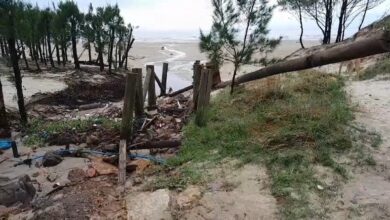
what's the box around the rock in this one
[163,116,173,123]
[126,189,172,220]
[0,175,36,207]
[42,152,63,167]
[86,135,99,146]
[86,167,97,178]
[132,177,143,186]
[68,168,85,182]
[32,172,40,178]
[90,157,118,176]
[175,185,202,210]
[46,173,58,182]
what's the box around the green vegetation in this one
[360,57,390,80]
[150,71,359,219]
[24,117,120,147]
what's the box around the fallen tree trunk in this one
[128,140,181,150]
[168,85,193,97]
[216,30,390,88]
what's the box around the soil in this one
[329,77,390,219]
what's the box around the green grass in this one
[360,57,390,80]
[149,71,358,219]
[24,117,120,147]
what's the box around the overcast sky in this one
[33,0,390,41]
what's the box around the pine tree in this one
[58,1,82,69]
[200,0,280,94]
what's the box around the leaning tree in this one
[200,0,281,94]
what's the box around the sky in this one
[33,0,390,41]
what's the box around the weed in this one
[24,117,120,147]
[359,57,390,80]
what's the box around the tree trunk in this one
[42,40,47,66]
[217,31,390,88]
[0,38,5,56]
[230,64,239,94]
[0,78,10,138]
[115,42,118,69]
[298,5,305,49]
[4,38,9,56]
[7,11,28,125]
[46,28,55,68]
[98,48,104,71]
[38,43,44,63]
[64,44,68,62]
[20,41,29,70]
[55,43,61,65]
[121,28,134,68]
[108,28,115,73]
[336,0,347,43]
[87,41,92,63]
[358,0,370,30]
[32,46,41,71]
[71,21,80,69]
[61,43,66,66]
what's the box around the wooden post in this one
[146,65,157,110]
[192,60,201,110]
[143,66,152,101]
[195,69,213,126]
[161,62,168,95]
[197,69,213,110]
[132,68,144,118]
[119,72,137,185]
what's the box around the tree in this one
[103,4,123,73]
[82,3,95,63]
[42,8,55,67]
[278,0,307,48]
[121,24,136,69]
[0,78,10,138]
[92,7,106,71]
[303,0,334,44]
[58,1,82,69]
[200,0,281,94]
[0,0,28,125]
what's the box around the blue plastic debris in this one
[0,139,12,150]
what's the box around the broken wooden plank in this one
[127,140,181,150]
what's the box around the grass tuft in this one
[359,57,390,80]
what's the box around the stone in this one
[86,167,97,178]
[175,185,202,210]
[46,173,58,182]
[126,189,172,220]
[0,175,36,207]
[90,157,118,176]
[86,135,99,146]
[42,152,63,167]
[68,168,85,182]
[132,177,143,186]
